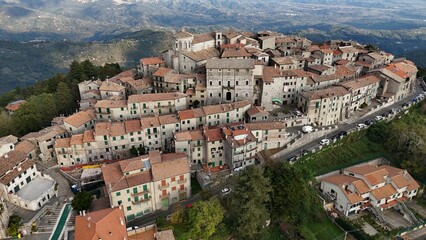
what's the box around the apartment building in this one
[78,80,102,110]
[99,81,126,100]
[245,121,286,151]
[128,93,187,117]
[138,57,166,77]
[320,165,420,216]
[102,151,190,221]
[0,135,18,158]
[0,151,57,211]
[174,129,205,166]
[203,127,225,168]
[222,125,258,171]
[246,106,269,122]
[271,56,305,70]
[94,100,128,121]
[338,75,380,112]
[205,59,255,104]
[298,86,351,126]
[313,49,334,66]
[21,125,68,161]
[373,60,418,101]
[261,67,309,110]
[63,109,96,134]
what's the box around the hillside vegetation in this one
[0,30,172,94]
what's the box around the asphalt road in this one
[277,83,425,162]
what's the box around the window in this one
[116,192,121,196]
[143,185,148,191]
[127,206,131,211]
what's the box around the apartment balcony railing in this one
[177,178,187,184]
[131,189,150,197]
[178,187,187,194]
[159,193,170,199]
[131,196,151,205]
[158,183,170,190]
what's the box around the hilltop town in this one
[0,29,425,240]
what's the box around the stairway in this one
[36,204,75,234]
[368,206,387,225]
[397,200,423,225]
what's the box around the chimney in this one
[120,217,124,226]
[83,210,86,216]
[4,154,8,159]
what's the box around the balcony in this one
[178,187,187,194]
[158,183,169,190]
[131,189,150,197]
[131,196,151,205]
[159,193,170,199]
[177,178,187,184]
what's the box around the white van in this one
[302,125,313,133]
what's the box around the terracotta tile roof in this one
[174,129,204,142]
[94,100,127,109]
[151,153,189,181]
[21,125,66,142]
[339,46,359,53]
[124,119,141,133]
[95,122,111,136]
[128,78,153,90]
[393,60,417,74]
[158,114,179,125]
[338,75,380,90]
[83,130,95,143]
[245,121,285,130]
[316,49,334,54]
[118,156,146,173]
[202,104,224,115]
[55,138,70,148]
[173,30,193,39]
[272,57,295,65]
[102,161,152,192]
[204,127,223,142]
[299,85,349,100]
[185,88,195,96]
[195,83,206,91]
[15,140,36,154]
[223,29,241,39]
[0,158,35,184]
[140,57,165,66]
[5,100,26,111]
[308,65,331,73]
[70,134,84,145]
[155,229,175,240]
[352,180,370,194]
[178,108,205,120]
[336,59,351,65]
[206,58,254,69]
[232,100,252,109]
[371,184,397,200]
[110,122,126,137]
[221,47,252,58]
[141,117,161,128]
[153,67,174,77]
[192,32,214,44]
[75,207,128,240]
[246,106,269,117]
[0,135,18,145]
[321,174,364,203]
[335,65,356,78]
[128,92,186,103]
[129,228,155,240]
[182,48,220,62]
[64,110,95,128]
[99,81,125,92]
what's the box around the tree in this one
[71,191,94,211]
[228,166,272,240]
[0,111,15,136]
[366,121,391,143]
[170,204,186,225]
[55,82,74,115]
[187,199,224,239]
[200,189,212,200]
[68,60,84,82]
[192,100,200,108]
[264,162,322,226]
[7,215,22,237]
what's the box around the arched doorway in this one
[226,92,232,101]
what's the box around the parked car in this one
[374,115,384,121]
[402,102,410,108]
[294,110,302,116]
[127,226,139,231]
[221,187,231,195]
[319,139,330,145]
[356,123,367,130]
[285,132,291,137]
[302,125,313,133]
[301,149,309,156]
[337,131,348,137]
[365,119,375,126]
[287,156,298,162]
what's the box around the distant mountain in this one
[0,30,172,94]
[1,0,426,93]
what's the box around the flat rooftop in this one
[16,177,54,201]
